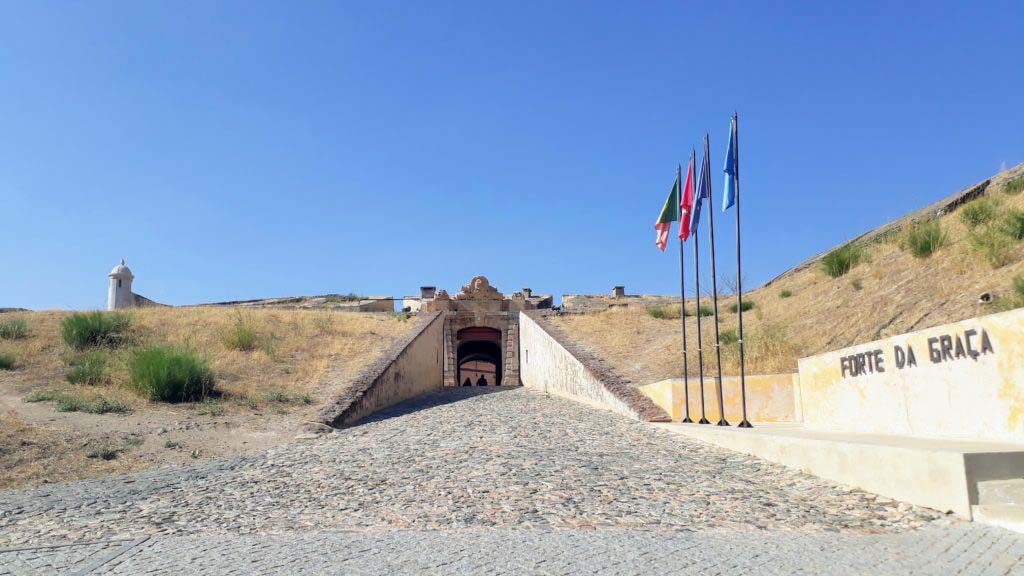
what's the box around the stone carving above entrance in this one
[455,275,503,301]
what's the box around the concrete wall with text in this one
[797,307,1024,442]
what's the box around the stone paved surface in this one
[2,387,1023,574]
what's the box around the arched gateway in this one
[419,275,552,387]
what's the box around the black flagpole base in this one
[698,417,711,424]
[738,420,753,428]
[716,419,730,427]
[682,417,694,423]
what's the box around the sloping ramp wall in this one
[318,311,444,427]
[519,310,671,422]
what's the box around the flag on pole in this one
[690,143,711,237]
[678,154,695,241]
[654,169,681,251]
[722,117,737,211]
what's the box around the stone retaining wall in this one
[640,373,800,423]
[519,310,670,422]
[318,311,445,427]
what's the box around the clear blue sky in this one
[3,1,1022,310]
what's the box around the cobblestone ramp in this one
[2,388,1024,574]
[2,527,1024,575]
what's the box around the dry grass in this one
[0,411,142,489]
[554,165,1024,385]
[0,306,413,487]
[0,307,412,411]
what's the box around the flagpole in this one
[677,162,693,423]
[734,114,752,428]
[692,149,709,425]
[704,133,730,427]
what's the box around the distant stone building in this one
[107,260,163,310]
[561,285,677,313]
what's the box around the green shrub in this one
[728,300,755,313]
[54,392,88,412]
[129,346,215,402]
[960,197,1002,229]
[264,388,313,405]
[66,351,109,385]
[995,275,1024,311]
[88,396,131,414]
[720,328,738,345]
[47,391,130,414]
[820,244,863,278]
[779,289,793,299]
[646,304,681,320]
[223,316,260,352]
[969,227,1014,267]
[852,278,863,291]
[697,304,713,317]
[1001,209,1024,241]
[61,311,131,350]
[24,389,61,403]
[0,353,14,370]
[0,316,28,340]
[1005,175,1024,195]
[86,443,121,460]
[196,399,226,416]
[904,220,948,258]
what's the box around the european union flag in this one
[722,117,737,211]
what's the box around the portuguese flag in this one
[654,167,681,251]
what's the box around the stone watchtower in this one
[107,259,134,310]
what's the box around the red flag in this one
[678,154,695,240]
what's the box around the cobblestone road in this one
[2,388,1023,574]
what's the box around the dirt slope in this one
[0,307,413,488]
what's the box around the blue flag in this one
[690,144,712,237]
[722,117,737,211]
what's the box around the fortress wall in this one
[640,373,799,423]
[519,311,670,422]
[318,311,444,427]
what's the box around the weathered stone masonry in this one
[319,276,669,426]
[318,311,445,427]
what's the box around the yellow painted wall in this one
[640,373,798,423]
[797,307,1024,442]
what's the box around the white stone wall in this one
[519,311,669,422]
[320,312,445,426]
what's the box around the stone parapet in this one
[317,311,444,427]
[519,310,670,422]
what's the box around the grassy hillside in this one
[554,163,1024,386]
[0,307,412,488]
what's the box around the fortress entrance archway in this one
[417,275,552,388]
[457,328,502,386]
